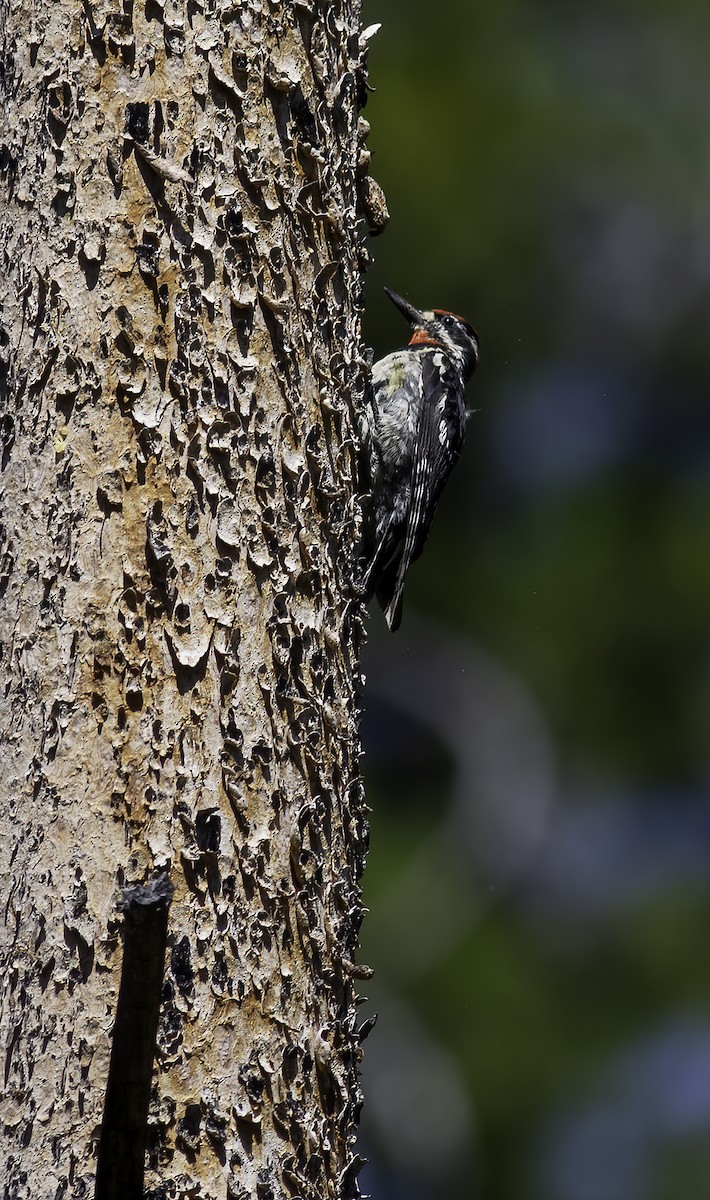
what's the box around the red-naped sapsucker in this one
[362,288,479,630]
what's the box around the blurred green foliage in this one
[358,2,710,1197]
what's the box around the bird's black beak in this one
[384,288,426,327]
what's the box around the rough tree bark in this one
[0,0,376,1196]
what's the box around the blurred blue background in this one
[357,3,710,1198]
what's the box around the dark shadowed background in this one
[357,4,710,1198]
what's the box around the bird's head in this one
[385,287,480,379]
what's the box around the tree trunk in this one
[0,1,371,1196]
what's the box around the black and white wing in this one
[362,350,422,604]
[378,352,467,630]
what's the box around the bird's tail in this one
[375,560,405,632]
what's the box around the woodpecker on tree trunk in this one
[362,288,480,631]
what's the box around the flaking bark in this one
[0,0,375,1196]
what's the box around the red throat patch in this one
[409,329,444,348]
